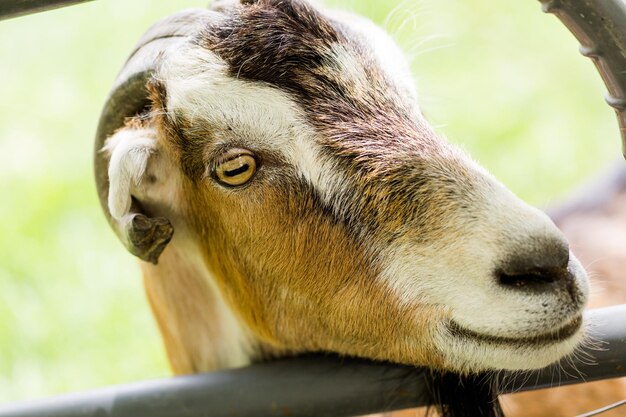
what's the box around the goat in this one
[95,0,589,415]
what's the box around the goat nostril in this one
[497,234,571,291]
[497,267,563,289]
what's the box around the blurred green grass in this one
[0,0,618,403]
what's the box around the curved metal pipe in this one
[0,305,624,417]
[0,0,93,21]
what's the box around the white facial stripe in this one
[159,43,347,203]
[144,5,590,373]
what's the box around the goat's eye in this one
[214,149,257,187]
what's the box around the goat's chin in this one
[434,315,586,373]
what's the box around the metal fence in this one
[0,305,624,417]
[1,1,626,417]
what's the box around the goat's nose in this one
[496,236,573,293]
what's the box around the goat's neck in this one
[141,238,257,374]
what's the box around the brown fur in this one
[137,0,490,372]
[146,121,448,369]
[109,1,602,415]
[143,246,233,374]
[203,0,438,175]
[370,180,626,416]
[145,70,452,370]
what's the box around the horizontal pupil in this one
[225,163,249,177]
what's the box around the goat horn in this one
[94,9,212,263]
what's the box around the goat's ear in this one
[102,126,174,264]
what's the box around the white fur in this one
[104,126,254,370]
[104,128,157,220]
[323,8,419,105]
[326,44,371,93]
[380,170,589,369]
[172,237,258,370]
[159,43,349,205]
[433,317,586,372]
[134,4,589,373]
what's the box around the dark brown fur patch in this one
[198,0,436,167]
[162,0,481,242]
[201,0,340,93]
[136,0,498,384]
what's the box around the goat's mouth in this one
[447,315,583,348]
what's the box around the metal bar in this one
[0,0,94,21]
[0,305,624,417]
[537,0,626,156]
[1,0,625,415]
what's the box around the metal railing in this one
[1,1,626,416]
[0,0,93,21]
[0,305,624,417]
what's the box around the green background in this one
[0,0,618,402]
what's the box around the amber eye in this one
[214,149,258,187]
